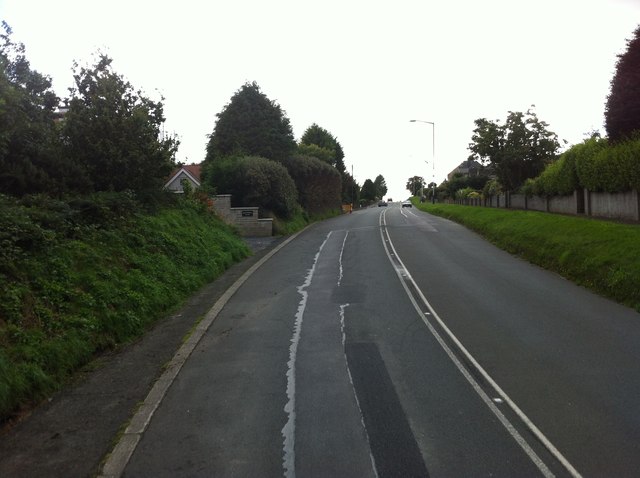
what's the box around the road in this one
[114,204,640,477]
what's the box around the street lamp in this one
[410,119,435,203]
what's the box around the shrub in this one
[284,155,341,215]
[205,155,299,219]
[533,152,578,196]
[573,136,631,193]
[482,178,502,197]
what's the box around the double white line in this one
[378,208,582,478]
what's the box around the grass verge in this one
[0,194,250,422]
[414,200,640,312]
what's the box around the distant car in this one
[378,200,387,207]
[402,201,412,208]
[387,198,393,202]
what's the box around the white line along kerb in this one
[378,208,582,478]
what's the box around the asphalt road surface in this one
[114,204,640,477]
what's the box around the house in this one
[447,159,484,181]
[165,164,202,193]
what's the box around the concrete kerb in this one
[98,229,306,478]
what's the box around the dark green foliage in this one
[360,179,377,202]
[341,171,360,205]
[204,155,299,218]
[522,135,640,196]
[0,193,249,421]
[468,108,560,191]
[0,22,77,196]
[297,143,334,164]
[575,136,640,192]
[299,123,346,172]
[62,54,178,193]
[406,176,425,196]
[374,174,387,199]
[0,25,177,198]
[205,82,296,163]
[605,26,640,142]
[443,173,490,199]
[284,155,341,215]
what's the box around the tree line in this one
[1,22,392,220]
[0,22,178,198]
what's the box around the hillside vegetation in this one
[415,201,640,312]
[0,193,250,422]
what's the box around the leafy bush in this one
[572,136,636,193]
[284,155,341,215]
[455,187,480,199]
[482,178,502,197]
[204,155,299,219]
[530,151,579,196]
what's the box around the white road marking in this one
[281,232,332,478]
[378,208,582,478]
[338,231,349,287]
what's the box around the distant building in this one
[447,159,484,181]
[53,106,69,123]
[165,164,202,192]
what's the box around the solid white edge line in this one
[379,208,582,478]
[98,230,307,478]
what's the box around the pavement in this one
[0,236,283,478]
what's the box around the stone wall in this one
[211,195,273,237]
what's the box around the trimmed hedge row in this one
[523,136,640,196]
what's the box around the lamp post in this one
[410,119,435,203]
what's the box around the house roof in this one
[165,163,202,189]
[171,164,201,181]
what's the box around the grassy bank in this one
[414,200,640,312]
[0,194,250,422]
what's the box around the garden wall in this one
[449,189,639,223]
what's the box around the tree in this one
[406,176,425,196]
[299,123,346,172]
[360,179,377,202]
[373,174,387,199]
[206,82,296,163]
[468,108,560,191]
[0,22,70,196]
[341,171,359,205]
[62,54,178,193]
[605,26,640,142]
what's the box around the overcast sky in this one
[2,0,639,200]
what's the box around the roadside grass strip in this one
[415,201,640,312]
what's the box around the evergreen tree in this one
[605,26,640,141]
[360,178,377,202]
[206,82,296,163]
